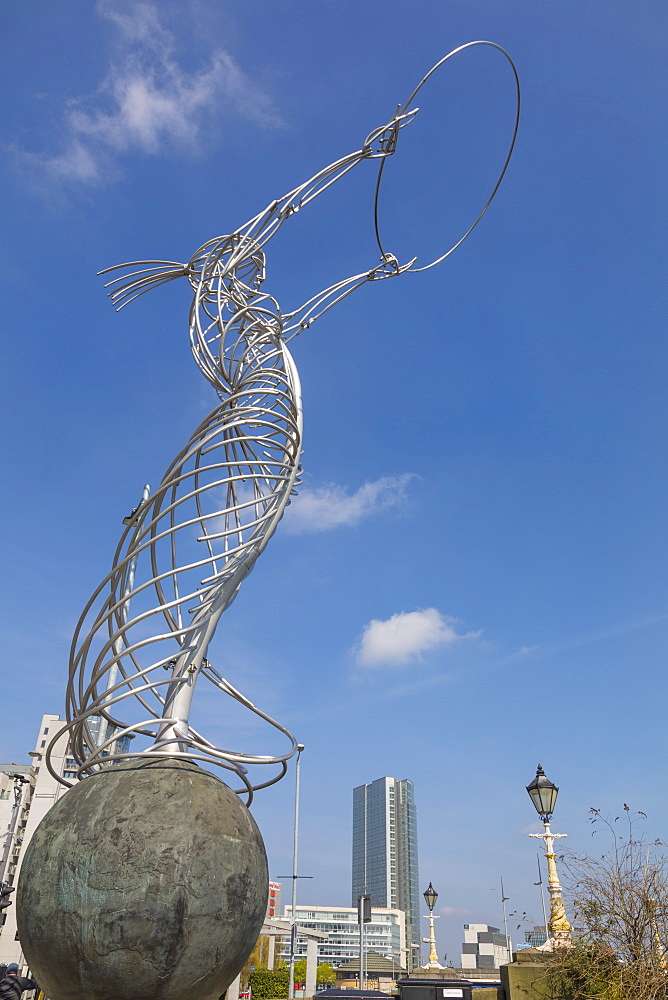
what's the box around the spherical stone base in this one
[17,757,268,1000]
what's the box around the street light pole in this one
[357,895,371,989]
[288,745,305,1000]
[526,765,572,950]
[534,853,549,941]
[500,878,512,963]
[360,907,364,990]
[422,883,443,970]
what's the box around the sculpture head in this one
[188,233,266,295]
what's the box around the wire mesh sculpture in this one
[47,42,520,802]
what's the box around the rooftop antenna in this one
[501,878,512,963]
[534,853,549,940]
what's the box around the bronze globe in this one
[17,757,268,1000]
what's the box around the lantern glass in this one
[526,765,559,819]
[423,882,438,911]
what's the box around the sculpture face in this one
[189,234,278,393]
[189,233,266,294]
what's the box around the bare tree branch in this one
[542,809,667,1000]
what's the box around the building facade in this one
[0,712,132,967]
[281,904,406,969]
[267,881,282,920]
[460,924,511,970]
[0,714,72,966]
[524,925,547,948]
[0,766,34,888]
[352,777,420,966]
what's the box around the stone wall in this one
[500,950,554,999]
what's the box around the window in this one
[43,728,49,735]
[40,740,46,748]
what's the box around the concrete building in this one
[460,923,511,970]
[267,880,282,920]
[0,714,72,966]
[0,766,35,888]
[281,904,406,969]
[0,712,133,967]
[352,777,420,966]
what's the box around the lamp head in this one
[423,882,438,911]
[526,764,558,821]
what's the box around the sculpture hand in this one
[363,107,419,158]
[368,252,417,279]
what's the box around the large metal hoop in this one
[373,40,521,272]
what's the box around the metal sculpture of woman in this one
[20,43,519,1000]
[47,42,519,800]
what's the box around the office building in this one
[352,777,420,966]
[460,923,511,970]
[524,925,547,948]
[267,881,281,919]
[281,904,406,969]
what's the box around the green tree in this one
[316,962,336,986]
[291,960,336,986]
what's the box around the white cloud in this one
[22,0,282,185]
[98,0,166,45]
[356,608,479,667]
[283,474,415,534]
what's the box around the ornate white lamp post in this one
[422,883,444,970]
[526,765,572,949]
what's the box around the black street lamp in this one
[526,764,558,821]
[423,882,438,912]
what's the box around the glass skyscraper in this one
[352,776,420,967]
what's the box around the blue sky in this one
[1,0,666,963]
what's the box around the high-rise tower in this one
[352,776,420,966]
